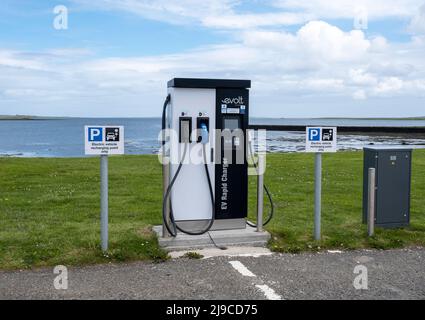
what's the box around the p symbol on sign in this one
[309,128,321,141]
[89,127,103,142]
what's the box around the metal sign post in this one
[314,153,322,241]
[256,153,265,232]
[100,155,109,251]
[85,125,124,252]
[306,127,337,241]
[367,167,376,237]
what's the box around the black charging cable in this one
[246,141,275,228]
[161,96,220,241]
[161,94,171,147]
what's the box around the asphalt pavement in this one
[1,247,424,300]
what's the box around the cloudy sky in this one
[0,0,424,118]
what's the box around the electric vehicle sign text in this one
[85,126,124,155]
[305,127,337,153]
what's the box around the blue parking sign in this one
[306,126,337,153]
[88,127,103,142]
[308,128,321,141]
[85,125,124,155]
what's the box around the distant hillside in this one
[403,117,425,120]
[277,116,425,121]
[0,115,67,120]
[356,116,425,120]
[2,115,425,121]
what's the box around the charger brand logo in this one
[221,96,244,105]
[88,127,103,142]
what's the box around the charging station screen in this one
[224,118,240,130]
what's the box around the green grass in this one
[258,151,425,253]
[183,252,204,259]
[0,156,168,269]
[0,151,424,269]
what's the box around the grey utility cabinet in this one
[363,146,412,228]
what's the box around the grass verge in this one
[0,151,424,269]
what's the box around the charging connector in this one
[179,117,192,143]
[196,117,209,144]
[200,123,209,144]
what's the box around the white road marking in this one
[255,284,282,300]
[228,260,283,300]
[229,260,256,277]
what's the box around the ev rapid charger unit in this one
[162,78,251,236]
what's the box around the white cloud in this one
[352,89,367,100]
[0,50,46,70]
[73,0,425,30]
[374,76,404,94]
[74,0,315,29]
[1,18,425,117]
[349,69,377,86]
[370,36,388,52]
[46,48,94,57]
[296,21,370,61]
[202,12,314,29]
[73,0,238,25]
[273,0,423,19]
[408,3,425,34]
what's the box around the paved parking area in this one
[1,247,424,300]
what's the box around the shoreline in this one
[2,145,425,159]
[0,116,69,121]
[1,115,425,121]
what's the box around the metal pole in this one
[314,153,322,241]
[367,167,376,237]
[162,156,171,238]
[256,153,265,232]
[100,155,108,251]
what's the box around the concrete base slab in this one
[153,225,271,252]
[169,246,273,259]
